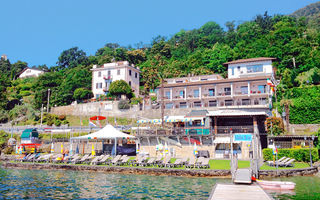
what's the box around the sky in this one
[1,0,319,67]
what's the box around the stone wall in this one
[259,167,318,178]
[290,124,320,134]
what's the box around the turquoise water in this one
[0,168,319,199]
[0,168,229,199]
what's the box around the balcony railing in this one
[217,126,253,134]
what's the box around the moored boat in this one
[257,180,296,190]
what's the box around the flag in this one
[267,79,275,87]
[91,144,96,156]
[51,143,54,153]
[164,142,169,154]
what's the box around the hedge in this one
[263,148,319,162]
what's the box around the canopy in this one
[71,125,135,140]
[21,128,39,138]
[213,137,240,144]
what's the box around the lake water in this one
[0,168,319,199]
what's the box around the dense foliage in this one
[109,80,134,99]
[1,4,320,125]
[263,148,319,162]
[266,117,285,135]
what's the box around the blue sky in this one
[1,0,318,67]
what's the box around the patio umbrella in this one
[51,143,55,153]
[75,143,79,154]
[193,142,198,156]
[69,140,73,155]
[61,144,64,154]
[91,143,96,156]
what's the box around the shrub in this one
[266,117,284,135]
[118,100,130,110]
[109,80,134,99]
[263,148,319,162]
[54,120,62,127]
[2,146,13,154]
[130,97,142,105]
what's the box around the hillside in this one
[291,1,320,17]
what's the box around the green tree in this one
[73,88,93,101]
[280,98,294,131]
[57,47,89,70]
[109,80,133,99]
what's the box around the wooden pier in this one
[209,183,273,200]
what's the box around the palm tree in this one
[280,99,293,132]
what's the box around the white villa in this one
[18,68,45,79]
[91,61,140,98]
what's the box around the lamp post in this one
[305,135,314,167]
[47,89,51,113]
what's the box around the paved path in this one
[209,184,273,200]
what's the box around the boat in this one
[257,180,296,190]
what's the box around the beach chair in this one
[74,154,89,164]
[199,158,210,169]
[34,154,46,162]
[269,157,291,167]
[133,156,145,166]
[279,159,295,167]
[169,158,182,168]
[90,155,103,165]
[145,157,156,167]
[186,157,196,168]
[23,154,36,162]
[181,157,189,166]
[111,155,122,165]
[154,155,162,164]
[267,157,286,166]
[195,157,205,168]
[52,154,64,163]
[69,154,81,164]
[96,155,110,165]
[158,156,171,168]
[39,154,53,163]
[118,156,131,166]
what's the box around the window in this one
[225,100,233,106]
[258,85,266,93]
[224,87,231,95]
[247,65,263,73]
[179,90,185,98]
[209,100,217,107]
[129,81,131,86]
[165,91,170,99]
[260,98,267,105]
[176,81,183,83]
[201,78,207,81]
[194,89,199,98]
[165,103,173,109]
[129,70,132,76]
[240,86,248,94]
[237,66,240,71]
[99,83,102,88]
[98,72,101,77]
[231,67,235,75]
[135,72,137,78]
[194,101,201,107]
[179,102,187,108]
[242,99,250,105]
[108,71,111,76]
[96,83,98,89]
[117,70,120,75]
[209,89,215,96]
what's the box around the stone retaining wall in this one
[2,162,231,178]
[259,167,318,178]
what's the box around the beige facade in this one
[91,61,140,98]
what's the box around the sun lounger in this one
[267,157,286,166]
[73,154,89,164]
[181,157,188,165]
[154,155,162,164]
[199,158,210,169]
[118,156,131,166]
[186,157,196,168]
[111,155,122,165]
[158,156,171,167]
[95,155,110,165]
[269,157,291,166]
[69,154,81,164]
[90,155,103,165]
[34,154,46,162]
[145,157,156,166]
[133,156,147,166]
[39,154,54,163]
[279,159,295,167]
[169,158,182,168]
[195,157,205,168]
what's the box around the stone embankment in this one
[259,167,318,178]
[2,162,231,178]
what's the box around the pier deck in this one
[209,184,273,200]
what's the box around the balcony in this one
[103,75,113,80]
[217,91,231,96]
[217,126,254,134]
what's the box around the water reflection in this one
[0,168,230,199]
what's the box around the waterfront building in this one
[91,61,140,98]
[18,67,45,79]
[137,57,276,159]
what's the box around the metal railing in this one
[217,126,254,134]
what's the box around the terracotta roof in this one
[157,75,272,89]
[223,57,276,65]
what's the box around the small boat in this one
[257,180,296,190]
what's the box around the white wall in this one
[227,60,273,79]
[19,69,44,78]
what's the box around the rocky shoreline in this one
[1,161,318,178]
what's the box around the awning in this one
[207,110,267,117]
[213,137,241,144]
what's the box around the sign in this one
[234,134,252,142]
